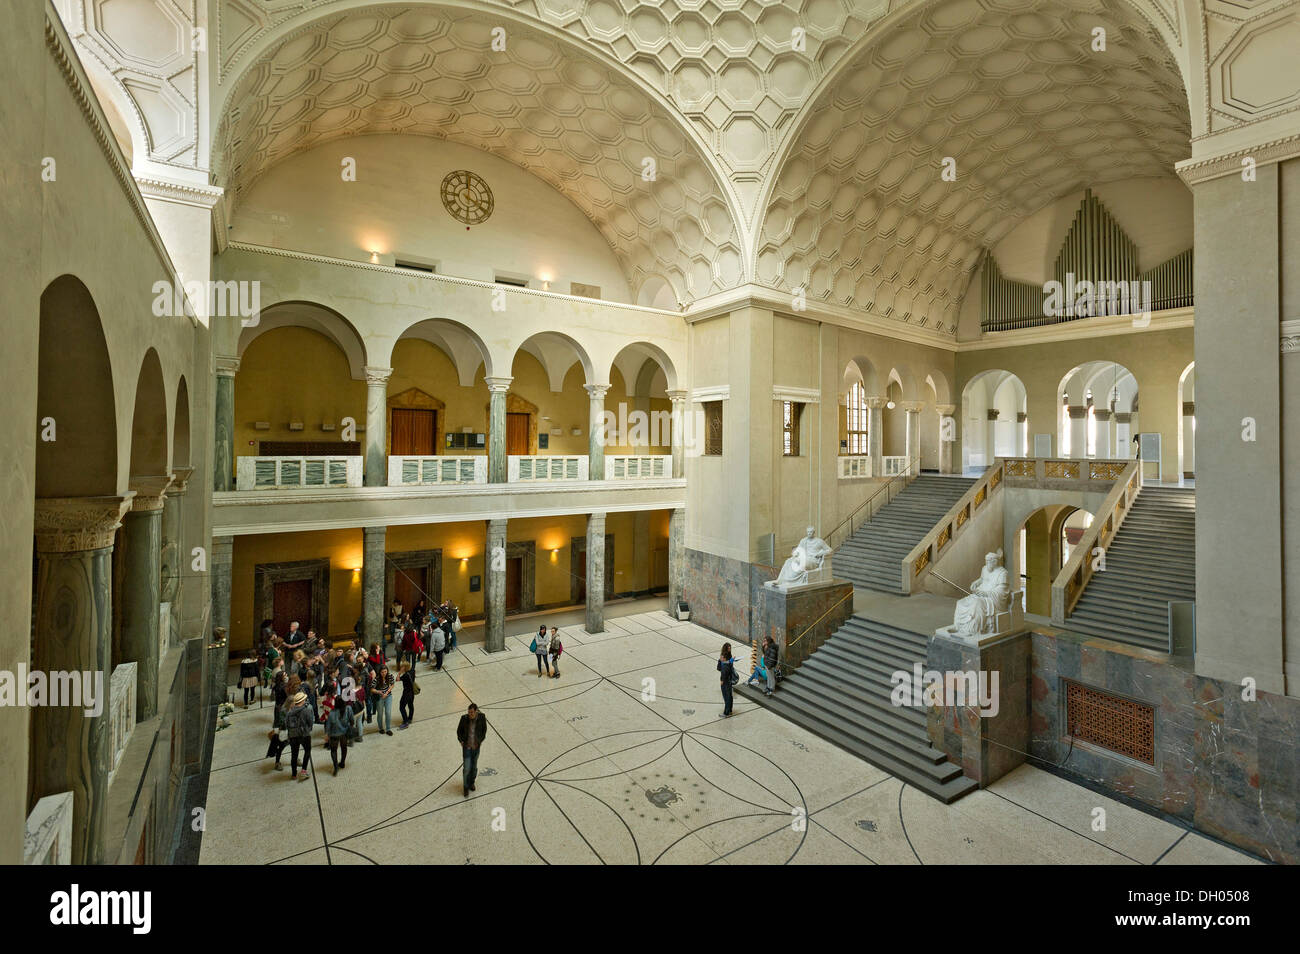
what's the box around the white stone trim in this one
[1282,319,1300,355]
[960,307,1194,351]
[692,385,730,403]
[773,386,821,404]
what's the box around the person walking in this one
[373,664,395,736]
[397,661,416,729]
[456,703,488,798]
[283,688,316,781]
[718,643,737,718]
[762,636,780,698]
[238,651,260,707]
[548,627,563,678]
[325,694,355,775]
[268,670,289,771]
[533,625,551,678]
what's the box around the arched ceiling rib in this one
[756,0,1190,336]
[213,4,745,305]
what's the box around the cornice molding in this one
[957,307,1194,352]
[135,175,225,210]
[691,385,730,403]
[773,386,821,405]
[1176,132,1300,186]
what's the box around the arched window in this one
[847,382,869,454]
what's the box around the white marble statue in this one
[768,527,832,590]
[951,550,1012,637]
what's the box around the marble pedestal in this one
[755,577,853,670]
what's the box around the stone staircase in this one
[1065,486,1196,652]
[834,475,977,593]
[743,614,977,803]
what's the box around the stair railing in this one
[901,461,1006,596]
[782,589,856,671]
[1050,459,1141,624]
[825,462,917,553]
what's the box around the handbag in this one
[452,615,462,632]
[529,638,537,654]
[412,678,422,696]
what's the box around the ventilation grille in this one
[1064,681,1155,765]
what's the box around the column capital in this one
[935,404,956,416]
[485,376,513,394]
[987,409,1000,420]
[364,365,393,386]
[1067,405,1089,419]
[1093,409,1113,422]
[214,355,240,377]
[128,474,174,512]
[363,524,387,542]
[1114,412,1133,424]
[900,401,925,413]
[35,495,134,553]
[584,383,611,400]
[167,466,195,496]
[666,389,689,403]
[865,396,885,409]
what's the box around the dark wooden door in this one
[273,579,312,636]
[393,566,426,617]
[506,413,530,456]
[505,557,522,612]
[391,408,436,456]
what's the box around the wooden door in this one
[506,412,530,456]
[391,408,436,456]
[273,579,313,637]
[392,566,426,617]
[505,557,523,612]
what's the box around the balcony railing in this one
[236,455,362,490]
[607,455,671,479]
[388,455,486,486]
[108,662,136,784]
[837,455,908,479]
[24,792,73,864]
[508,455,587,481]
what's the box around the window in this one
[782,401,802,456]
[704,401,723,456]
[846,382,869,454]
[395,258,436,274]
[495,275,529,288]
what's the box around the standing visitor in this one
[283,688,316,781]
[325,694,354,775]
[397,661,416,729]
[762,636,780,698]
[456,703,488,797]
[238,651,260,707]
[373,665,395,736]
[533,625,551,678]
[718,643,736,718]
[429,623,446,672]
[283,620,306,658]
[549,627,563,678]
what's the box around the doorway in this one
[506,412,530,456]
[505,556,523,612]
[273,578,313,636]
[392,565,426,616]
[570,534,615,604]
[391,407,437,456]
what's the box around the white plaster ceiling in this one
[756,0,1192,336]
[213,4,745,305]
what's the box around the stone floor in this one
[202,609,1259,865]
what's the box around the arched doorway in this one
[961,370,1027,473]
[1014,505,1094,616]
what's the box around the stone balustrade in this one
[606,455,671,479]
[236,455,362,490]
[24,792,73,865]
[108,662,137,784]
[508,454,588,481]
[388,455,486,486]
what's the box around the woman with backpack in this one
[325,691,355,775]
[283,689,316,781]
[397,661,416,729]
[533,625,550,678]
[718,643,737,718]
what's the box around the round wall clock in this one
[440,170,493,225]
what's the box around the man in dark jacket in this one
[456,703,489,797]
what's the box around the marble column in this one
[364,366,393,487]
[585,512,606,634]
[32,495,132,866]
[484,518,507,652]
[936,404,957,473]
[986,409,1000,464]
[211,536,233,640]
[121,475,172,721]
[1067,405,1088,458]
[213,356,239,492]
[866,397,884,475]
[362,526,385,648]
[160,467,192,653]
[485,377,512,484]
[585,383,610,480]
[667,389,688,477]
[901,401,924,472]
[1093,409,1113,458]
[668,507,686,614]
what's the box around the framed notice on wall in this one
[1139,432,1162,483]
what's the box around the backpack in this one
[726,660,739,686]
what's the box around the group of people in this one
[390,597,460,672]
[717,635,781,716]
[531,625,564,678]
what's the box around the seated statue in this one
[768,527,832,590]
[952,550,1012,637]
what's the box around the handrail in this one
[826,462,916,551]
[902,461,1005,595]
[1050,459,1141,624]
[787,589,856,652]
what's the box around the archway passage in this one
[1057,361,1138,461]
[1015,505,1094,617]
[1178,362,1195,482]
[961,370,1027,473]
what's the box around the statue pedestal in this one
[755,577,852,670]
[925,625,1031,788]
